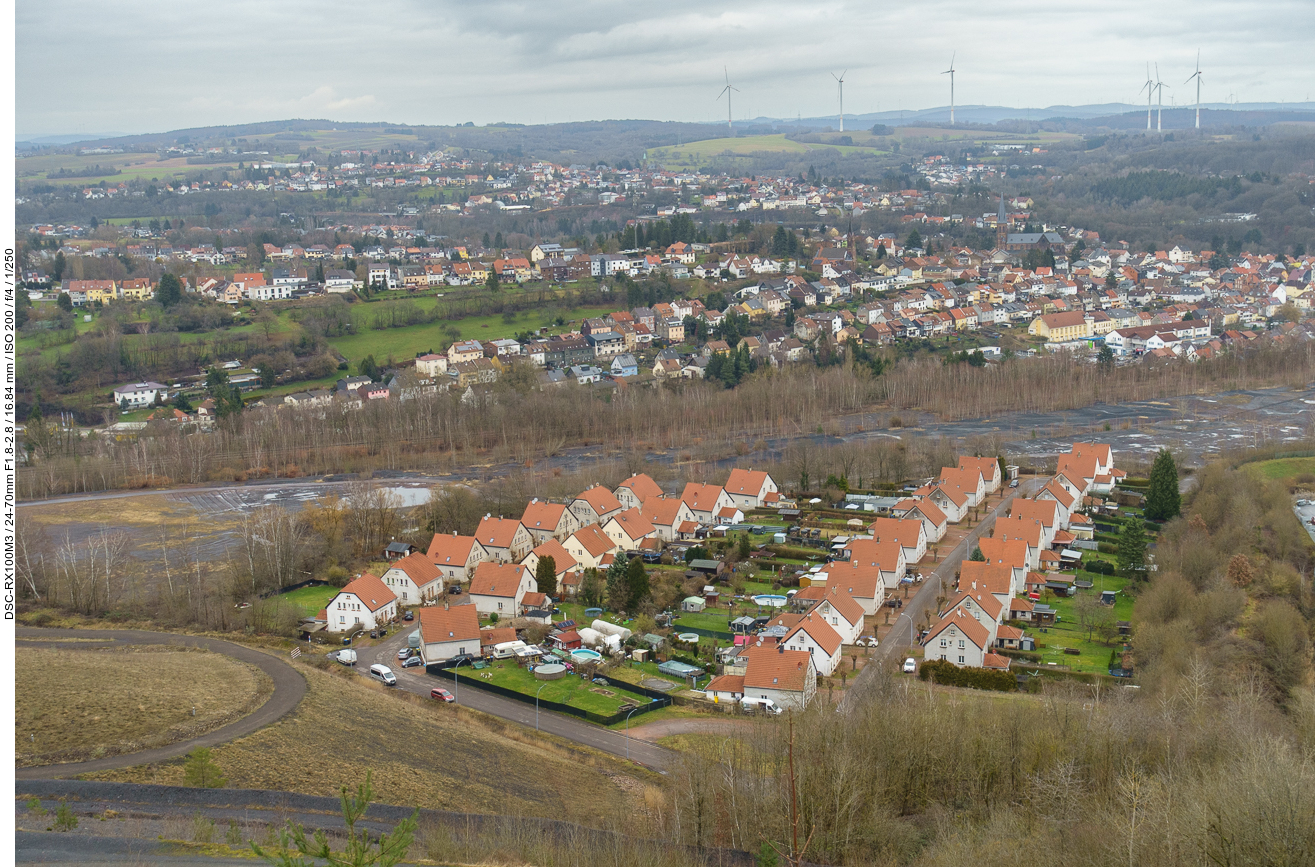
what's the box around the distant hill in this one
[752,102,1315,130]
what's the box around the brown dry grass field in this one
[85,655,662,826]
[16,645,272,768]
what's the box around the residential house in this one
[867,517,928,565]
[475,516,533,564]
[519,539,577,590]
[640,497,700,542]
[723,469,779,510]
[957,456,1002,494]
[468,562,537,617]
[563,523,621,570]
[326,573,397,633]
[840,538,907,590]
[427,533,487,583]
[520,499,580,544]
[602,508,658,551]
[379,552,444,605]
[808,585,866,646]
[924,607,992,668]
[890,498,949,543]
[570,485,624,526]
[740,642,817,710]
[417,604,481,664]
[614,473,664,511]
[680,483,735,525]
[782,612,844,676]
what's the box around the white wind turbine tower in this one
[717,67,739,136]
[1154,63,1169,131]
[1140,63,1154,129]
[1185,51,1203,129]
[833,70,847,132]
[942,54,956,125]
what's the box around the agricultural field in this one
[86,655,654,824]
[647,133,888,169]
[15,645,272,767]
[15,152,250,187]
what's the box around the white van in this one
[368,664,397,686]
[491,640,527,660]
[739,697,782,715]
[336,649,357,666]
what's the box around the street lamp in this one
[535,683,547,731]
[451,657,470,703]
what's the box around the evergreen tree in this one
[494,231,504,249]
[604,558,628,611]
[157,272,183,307]
[487,267,500,291]
[625,556,650,611]
[1144,449,1181,521]
[534,555,558,600]
[183,748,227,788]
[580,568,603,608]
[25,392,50,459]
[1117,520,1148,579]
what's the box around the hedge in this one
[1097,542,1117,554]
[918,658,1017,691]
[1084,559,1115,576]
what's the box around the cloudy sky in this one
[16,0,1315,137]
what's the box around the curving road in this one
[14,628,307,780]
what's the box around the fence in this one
[426,663,671,727]
[671,623,734,641]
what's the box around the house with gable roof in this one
[723,469,779,510]
[326,573,397,632]
[740,642,817,710]
[417,604,481,664]
[570,484,624,526]
[614,473,664,510]
[521,498,580,544]
[1009,499,1061,546]
[957,455,1002,494]
[680,483,736,525]
[975,538,1030,595]
[640,497,700,542]
[468,561,537,617]
[379,552,444,604]
[563,523,622,570]
[924,607,993,668]
[808,584,866,645]
[782,612,844,676]
[890,498,949,543]
[475,516,533,564]
[602,508,658,551]
[867,517,927,565]
[427,533,487,584]
[519,539,576,591]
[840,537,907,591]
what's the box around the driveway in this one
[15,628,307,780]
[841,477,1042,710]
[337,622,678,772]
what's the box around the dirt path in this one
[14,628,307,780]
[622,718,756,742]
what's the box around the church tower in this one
[995,195,1008,250]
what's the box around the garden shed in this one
[681,596,707,613]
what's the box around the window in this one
[958,640,965,649]
[958,655,964,664]
[940,638,947,647]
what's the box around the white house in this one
[740,643,817,710]
[614,473,664,511]
[427,533,487,584]
[640,497,700,542]
[841,538,907,590]
[890,499,949,544]
[563,523,621,570]
[924,607,992,668]
[867,517,927,565]
[782,613,844,676]
[808,585,866,646]
[379,552,444,604]
[680,483,736,525]
[468,562,537,617]
[520,499,580,544]
[326,573,397,633]
[474,516,534,564]
[418,604,481,664]
[569,485,625,526]
[602,508,658,551]
[723,469,779,510]
[112,381,169,407]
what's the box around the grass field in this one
[266,584,339,617]
[1244,456,1315,482]
[16,646,272,768]
[1030,559,1135,675]
[86,656,654,824]
[475,659,632,716]
[671,611,734,633]
[648,133,888,168]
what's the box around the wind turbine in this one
[1140,63,1154,130]
[942,54,956,125]
[1154,63,1169,131]
[1185,51,1203,129]
[717,67,739,136]
[832,70,847,132]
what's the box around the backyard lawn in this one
[1030,561,1135,674]
[470,659,633,716]
[266,583,339,617]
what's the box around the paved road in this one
[841,477,1043,710]
[15,628,307,780]
[339,624,678,772]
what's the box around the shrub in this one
[53,800,77,832]
[182,747,226,788]
[1085,559,1115,576]
[917,658,1016,691]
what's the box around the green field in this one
[1243,457,1315,482]
[473,659,632,716]
[270,583,340,616]
[672,611,734,633]
[1029,555,1135,675]
[648,133,888,168]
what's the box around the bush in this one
[917,658,1016,691]
[1084,559,1115,576]
[1097,542,1116,554]
[53,800,77,832]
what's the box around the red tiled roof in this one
[418,604,480,643]
[338,573,396,612]
[476,517,526,550]
[469,562,528,598]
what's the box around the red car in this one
[430,688,455,702]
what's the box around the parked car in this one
[902,658,917,674]
[335,649,357,666]
[402,655,424,668]
[403,611,414,621]
[368,664,397,686]
[885,598,903,609]
[740,697,782,715]
[369,631,378,639]
[430,687,455,702]
[1009,480,1019,488]
[397,648,411,660]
